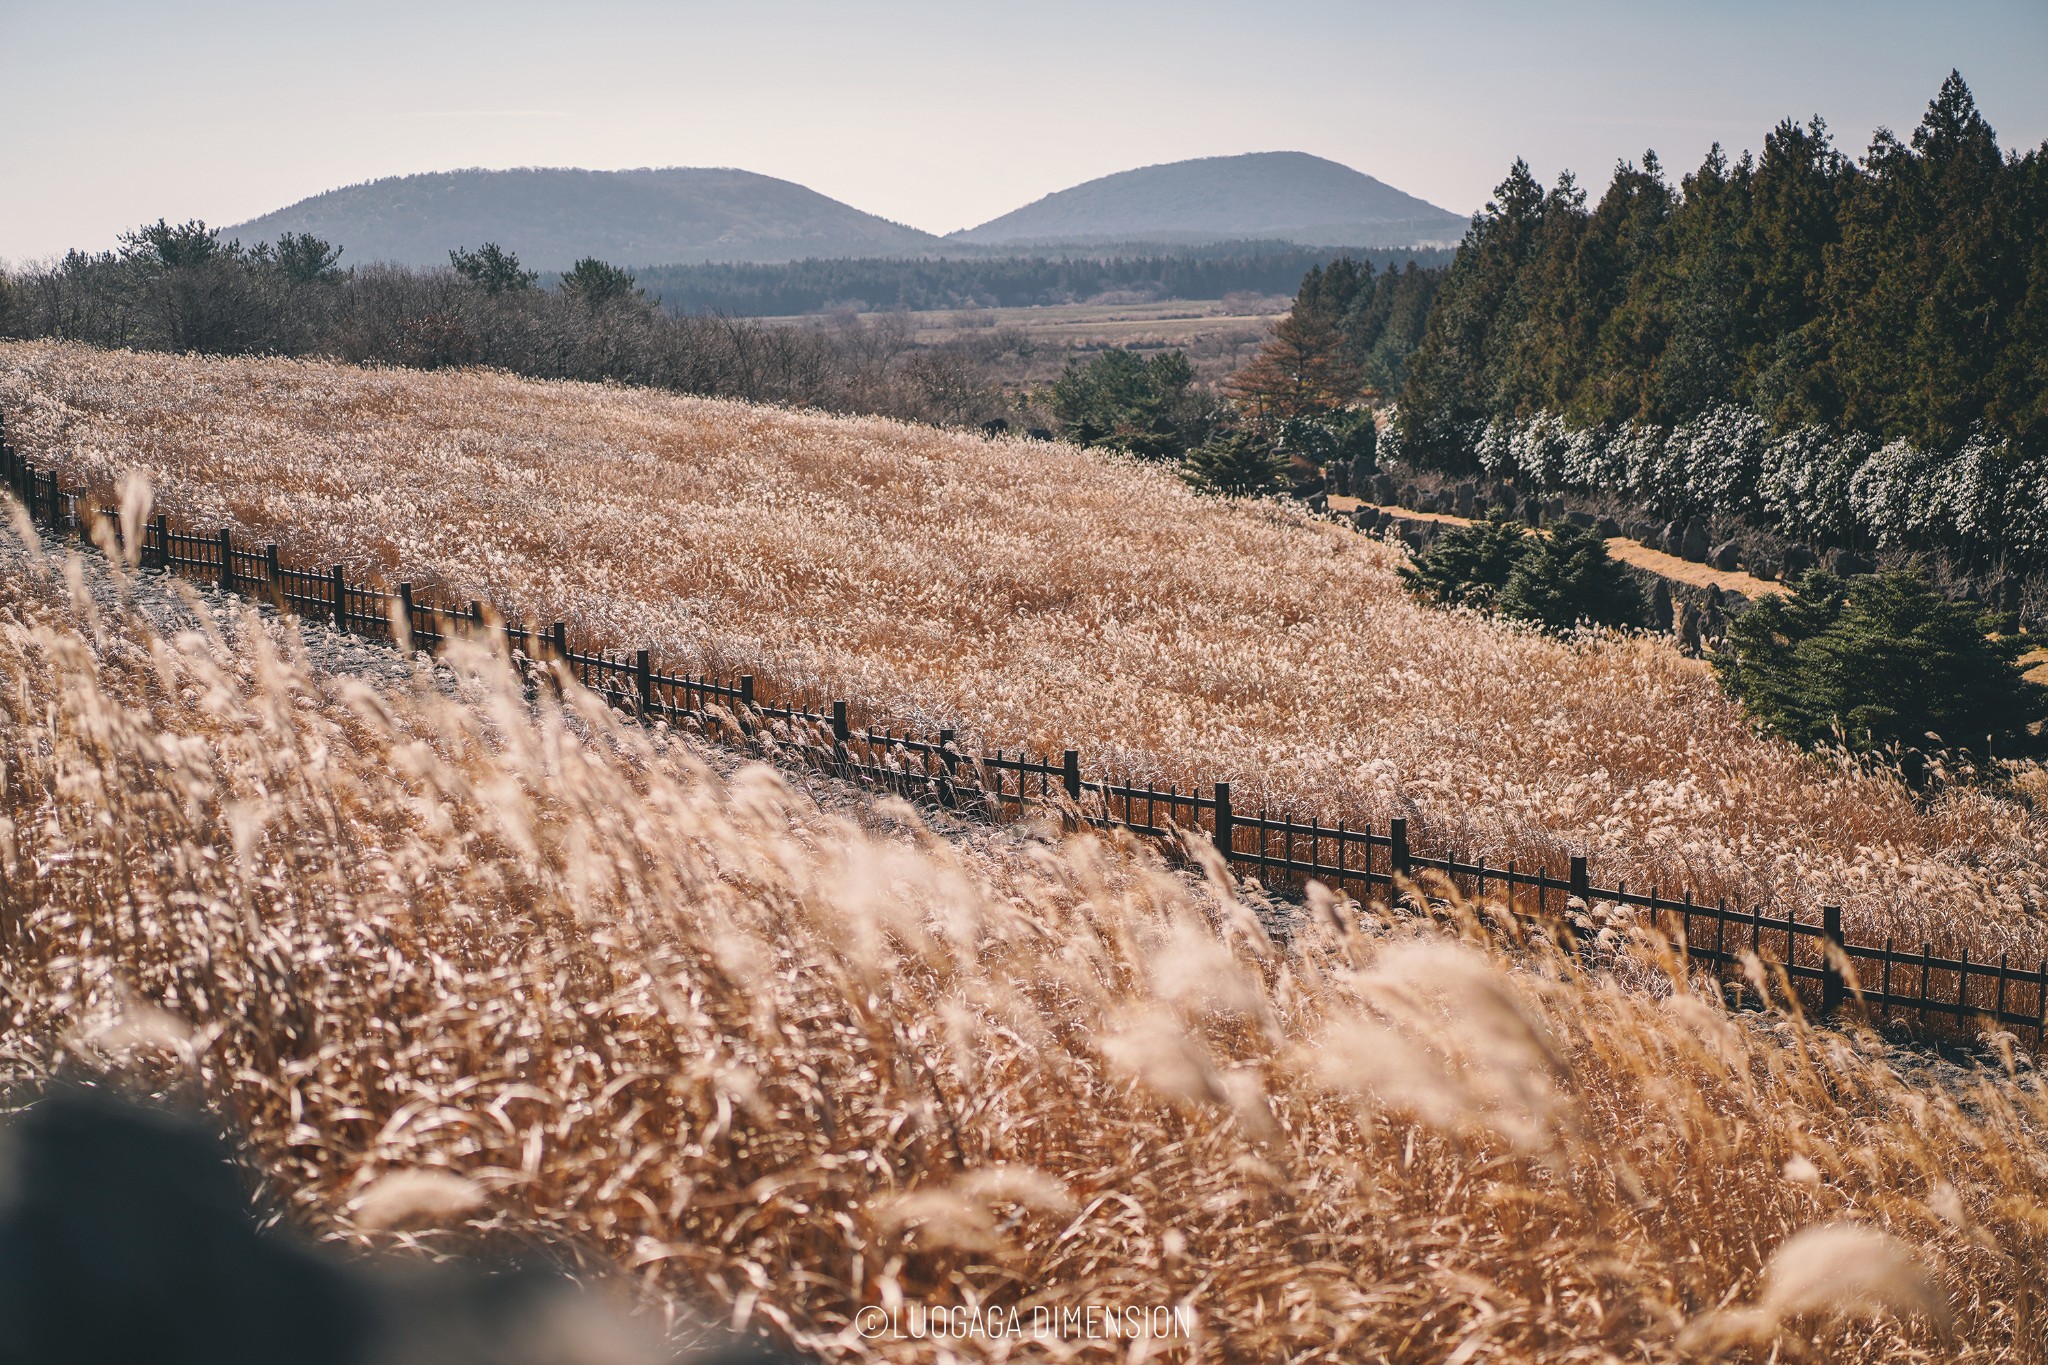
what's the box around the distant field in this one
[765,297,1291,384]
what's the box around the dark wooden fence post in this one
[1213,782,1234,861]
[1062,749,1081,802]
[265,543,280,590]
[1569,855,1589,903]
[331,565,347,630]
[153,515,169,571]
[1390,816,1409,877]
[218,528,234,591]
[831,700,850,744]
[635,649,652,712]
[397,583,415,647]
[938,727,956,774]
[1821,905,1846,1018]
[550,622,567,662]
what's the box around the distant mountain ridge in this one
[953,152,1469,248]
[225,167,948,271]
[223,155,1468,272]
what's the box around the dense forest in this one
[618,244,1451,316]
[1383,73,2048,568]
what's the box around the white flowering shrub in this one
[1610,423,1678,511]
[1447,406,2041,566]
[1673,404,1770,518]
[1508,412,1570,488]
[1560,423,1617,490]
[1475,418,1511,478]
[1849,438,1945,550]
[1374,404,1404,466]
[1758,426,1867,544]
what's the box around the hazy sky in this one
[4,0,2045,262]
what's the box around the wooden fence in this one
[4,419,2044,1050]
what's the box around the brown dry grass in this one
[2,340,2045,968]
[4,517,2047,1362]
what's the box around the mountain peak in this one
[224,167,946,270]
[953,151,1468,248]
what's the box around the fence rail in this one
[4,416,2043,1049]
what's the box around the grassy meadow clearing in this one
[4,340,2045,968]
[1,514,2045,1362]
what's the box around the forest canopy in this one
[1368,73,2048,574]
[1395,73,2046,465]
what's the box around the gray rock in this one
[1782,545,1818,576]
[1659,520,1684,555]
[1827,549,1875,577]
[1453,482,1476,517]
[1681,518,1712,563]
[1566,510,1596,529]
[1710,540,1742,572]
[1596,517,1622,538]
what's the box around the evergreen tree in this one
[1227,305,1360,421]
[449,243,538,295]
[559,258,640,306]
[1398,160,1549,468]
[1181,428,1289,496]
[1495,524,1646,631]
[1397,513,1532,609]
[1049,349,1211,459]
[1569,154,1674,424]
[117,219,233,269]
[271,233,344,285]
[1715,568,2048,767]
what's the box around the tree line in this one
[622,245,1451,316]
[0,225,1029,425]
[1382,72,2048,568]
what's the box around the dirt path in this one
[1330,495,1789,599]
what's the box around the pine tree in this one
[1715,568,2047,769]
[1397,513,1532,609]
[560,258,640,307]
[1227,306,1360,422]
[449,243,538,295]
[1181,429,1289,496]
[1397,160,1548,469]
[1495,524,1646,631]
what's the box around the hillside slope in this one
[224,166,947,269]
[956,151,1470,247]
[7,341,2047,964]
[7,512,2044,1361]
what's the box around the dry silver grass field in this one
[2,517,2044,1362]
[2,339,2046,971]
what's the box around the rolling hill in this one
[953,151,1470,248]
[224,167,948,270]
